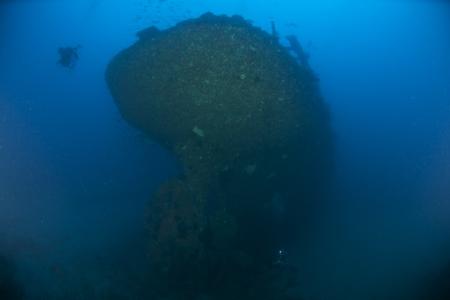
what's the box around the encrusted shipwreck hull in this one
[106,13,332,300]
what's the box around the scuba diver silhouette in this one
[57,45,81,69]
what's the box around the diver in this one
[274,248,288,266]
[57,45,81,69]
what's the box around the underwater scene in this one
[0,0,449,299]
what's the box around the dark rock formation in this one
[106,12,332,300]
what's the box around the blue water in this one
[0,0,449,299]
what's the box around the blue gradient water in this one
[0,1,449,299]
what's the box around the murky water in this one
[1,1,449,299]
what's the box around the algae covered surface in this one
[106,12,332,300]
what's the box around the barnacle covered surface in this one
[106,12,332,299]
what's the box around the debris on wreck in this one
[286,35,311,67]
[106,12,332,300]
[136,25,160,40]
[271,20,279,41]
